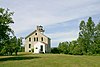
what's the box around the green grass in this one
[0,53,100,67]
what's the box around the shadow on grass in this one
[0,56,41,61]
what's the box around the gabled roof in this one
[25,30,50,39]
[25,30,36,39]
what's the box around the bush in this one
[87,52,93,55]
[51,47,59,54]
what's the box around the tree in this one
[94,22,100,44]
[0,8,14,55]
[68,40,81,55]
[58,42,69,54]
[93,22,100,54]
[9,36,22,55]
[57,17,100,55]
[68,42,74,55]
[2,36,21,55]
[78,17,95,54]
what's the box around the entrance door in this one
[40,45,43,52]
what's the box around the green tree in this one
[68,42,74,55]
[10,36,21,55]
[58,42,69,54]
[93,22,100,54]
[57,17,100,55]
[0,8,14,55]
[69,40,79,55]
[78,17,95,54]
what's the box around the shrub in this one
[51,47,59,54]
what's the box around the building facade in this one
[25,26,51,53]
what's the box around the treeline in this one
[51,17,100,55]
[0,8,23,55]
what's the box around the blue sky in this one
[0,0,100,47]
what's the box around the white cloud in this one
[46,30,79,47]
[1,0,100,35]
[47,30,79,40]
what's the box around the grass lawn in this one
[0,52,100,67]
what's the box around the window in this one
[35,33,37,35]
[29,38,31,42]
[34,37,35,41]
[29,44,31,48]
[37,37,38,41]
[34,37,38,41]
[41,37,43,41]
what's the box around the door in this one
[40,45,43,52]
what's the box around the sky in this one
[0,0,100,47]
